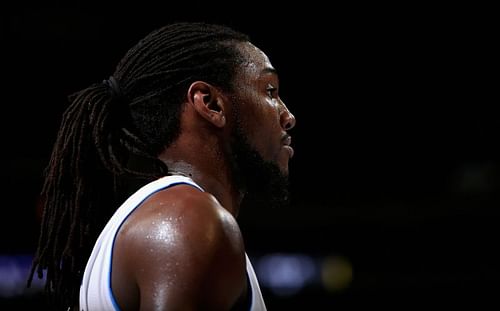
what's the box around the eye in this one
[266,84,277,99]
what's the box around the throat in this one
[167,170,193,178]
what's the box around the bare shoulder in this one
[136,184,242,248]
[117,183,245,269]
[112,184,247,310]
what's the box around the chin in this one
[230,123,291,209]
[276,156,291,176]
[279,165,290,177]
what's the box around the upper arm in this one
[112,185,247,311]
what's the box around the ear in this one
[187,81,226,128]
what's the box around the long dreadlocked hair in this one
[28,22,249,310]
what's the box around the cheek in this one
[237,95,283,159]
[251,114,283,161]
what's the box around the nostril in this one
[279,101,296,130]
[283,112,296,130]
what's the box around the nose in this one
[280,102,296,131]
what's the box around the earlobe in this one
[188,81,226,128]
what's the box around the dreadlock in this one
[28,22,249,310]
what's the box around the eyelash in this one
[266,85,277,98]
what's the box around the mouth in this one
[282,134,294,158]
[283,145,294,158]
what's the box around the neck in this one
[159,151,243,218]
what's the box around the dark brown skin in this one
[110,42,296,310]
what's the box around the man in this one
[29,22,296,310]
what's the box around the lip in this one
[282,135,292,146]
[282,134,293,158]
[283,145,294,158]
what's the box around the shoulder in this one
[145,184,240,243]
[120,183,244,264]
[112,183,247,309]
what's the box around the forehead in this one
[236,42,276,78]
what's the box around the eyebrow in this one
[261,67,278,75]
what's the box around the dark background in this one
[1,1,498,309]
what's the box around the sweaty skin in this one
[112,185,246,310]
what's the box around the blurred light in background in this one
[321,255,353,292]
[254,253,352,296]
[0,255,44,298]
[255,253,317,296]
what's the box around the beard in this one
[229,122,291,210]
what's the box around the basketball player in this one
[28,22,296,310]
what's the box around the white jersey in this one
[80,175,267,311]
